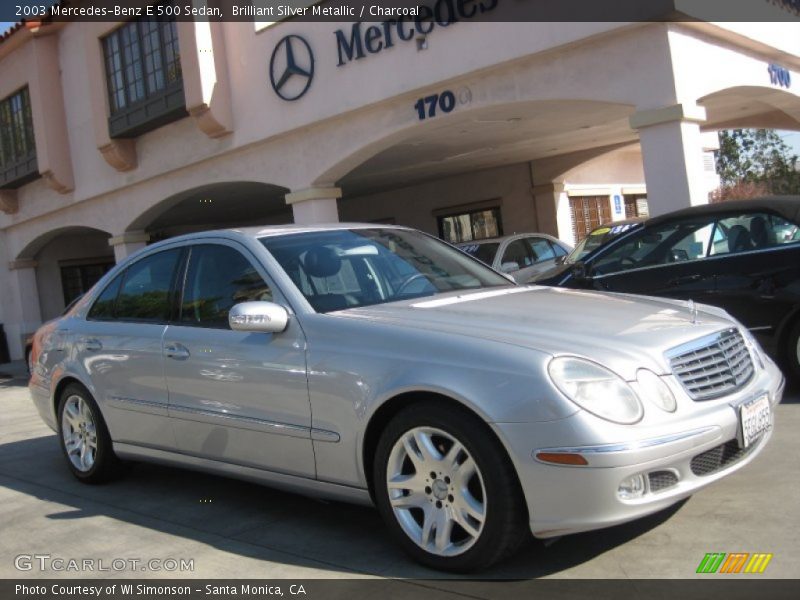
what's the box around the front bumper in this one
[494,363,784,538]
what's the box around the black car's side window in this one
[114,249,182,322]
[591,220,716,276]
[179,244,273,329]
[710,213,800,255]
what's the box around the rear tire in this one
[373,402,528,572]
[57,383,122,483]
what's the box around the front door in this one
[163,242,314,478]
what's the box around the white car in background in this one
[458,233,572,282]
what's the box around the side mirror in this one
[571,261,591,280]
[229,301,289,333]
[500,261,520,273]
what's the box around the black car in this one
[533,197,800,380]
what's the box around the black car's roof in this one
[645,196,800,227]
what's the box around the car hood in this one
[337,286,738,378]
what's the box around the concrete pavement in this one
[1,360,798,580]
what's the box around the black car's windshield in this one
[261,228,513,312]
[457,242,500,266]
[565,222,641,264]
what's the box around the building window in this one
[0,87,38,188]
[624,194,649,218]
[103,15,187,138]
[438,207,503,244]
[569,196,611,243]
[61,261,115,307]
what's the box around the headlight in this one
[548,357,643,424]
[636,369,677,412]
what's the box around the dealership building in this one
[0,2,798,360]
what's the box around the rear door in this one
[707,211,800,342]
[163,241,315,477]
[77,248,183,450]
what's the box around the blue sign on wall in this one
[614,195,622,214]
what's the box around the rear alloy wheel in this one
[374,404,528,571]
[58,384,121,483]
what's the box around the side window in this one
[115,249,181,322]
[180,245,272,329]
[525,237,556,263]
[502,240,533,268]
[87,272,124,320]
[592,221,714,275]
[711,212,800,255]
[550,241,568,258]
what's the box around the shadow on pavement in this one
[0,433,687,579]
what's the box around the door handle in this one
[79,338,102,352]
[164,342,190,360]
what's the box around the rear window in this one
[458,242,500,266]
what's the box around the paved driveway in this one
[1,361,798,580]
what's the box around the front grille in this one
[668,329,754,400]
[690,440,755,476]
[648,470,679,492]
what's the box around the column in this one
[109,231,150,263]
[531,181,565,238]
[285,187,342,224]
[7,259,43,359]
[630,103,708,217]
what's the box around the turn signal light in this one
[535,452,588,466]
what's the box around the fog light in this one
[618,474,646,499]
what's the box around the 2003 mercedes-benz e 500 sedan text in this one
[29,225,783,571]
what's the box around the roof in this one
[0,21,23,45]
[646,196,800,227]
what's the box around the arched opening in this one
[320,99,641,244]
[126,181,291,241]
[16,226,114,322]
[698,86,800,131]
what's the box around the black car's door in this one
[706,211,800,346]
[586,216,720,303]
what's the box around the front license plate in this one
[740,394,771,448]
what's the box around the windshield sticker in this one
[593,227,611,235]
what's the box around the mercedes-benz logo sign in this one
[269,35,314,101]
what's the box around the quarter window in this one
[88,272,124,321]
[180,245,273,329]
[501,240,533,268]
[525,237,557,263]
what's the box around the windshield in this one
[565,223,640,264]
[457,241,500,266]
[260,228,513,312]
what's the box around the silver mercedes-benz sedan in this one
[29,224,783,571]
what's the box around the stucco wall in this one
[340,163,538,236]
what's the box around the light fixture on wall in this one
[416,35,428,51]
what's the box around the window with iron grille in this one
[0,86,39,188]
[102,15,187,138]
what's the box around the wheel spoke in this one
[444,440,466,471]
[433,510,454,553]
[389,491,427,510]
[64,433,81,454]
[420,507,435,547]
[460,491,485,523]
[388,473,423,493]
[413,430,442,463]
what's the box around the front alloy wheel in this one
[386,426,487,556]
[374,403,528,571]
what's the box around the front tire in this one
[57,383,121,483]
[373,402,528,572]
